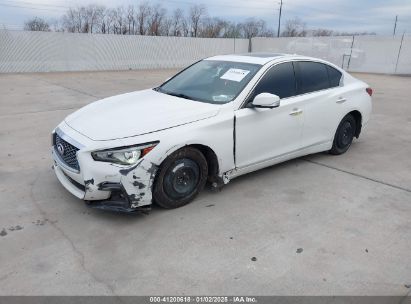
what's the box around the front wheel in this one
[153,147,208,209]
[329,114,356,155]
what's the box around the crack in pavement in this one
[29,172,118,296]
[304,159,411,193]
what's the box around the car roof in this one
[205,52,319,65]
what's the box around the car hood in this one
[65,89,220,141]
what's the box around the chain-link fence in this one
[0,30,410,74]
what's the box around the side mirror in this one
[252,93,280,108]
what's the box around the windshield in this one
[155,60,262,104]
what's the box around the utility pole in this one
[277,0,283,37]
[393,15,398,36]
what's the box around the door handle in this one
[289,108,303,116]
[336,97,347,104]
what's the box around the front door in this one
[235,62,304,169]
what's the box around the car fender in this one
[115,107,235,207]
[331,105,368,140]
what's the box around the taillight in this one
[366,87,373,96]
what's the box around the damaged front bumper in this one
[52,129,158,213]
[87,182,151,213]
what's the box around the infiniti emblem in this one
[57,143,65,156]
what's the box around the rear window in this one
[296,61,330,94]
[326,65,342,87]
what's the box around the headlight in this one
[91,142,158,165]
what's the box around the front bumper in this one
[87,182,151,213]
[51,129,158,213]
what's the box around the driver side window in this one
[253,62,297,99]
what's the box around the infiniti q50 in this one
[51,53,372,212]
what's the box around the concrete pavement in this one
[0,70,410,295]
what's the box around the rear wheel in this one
[329,114,356,155]
[153,147,208,209]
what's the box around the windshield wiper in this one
[164,91,196,101]
[154,87,197,101]
[168,92,193,100]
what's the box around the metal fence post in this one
[233,36,236,53]
[395,32,405,74]
[347,35,355,70]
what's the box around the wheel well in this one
[348,110,362,138]
[189,144,219,183]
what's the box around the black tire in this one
[153,147,208,209]
[329,114,357,155]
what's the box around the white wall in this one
[1,30,410,74]
[0,30,249,73]
[252,35,411,75]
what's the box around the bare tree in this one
[100,9,109,34]
[221,22,241,38]
[24,17,50,31]
[27,2,379,39]
[240,18,267,39]
[181,15,190,37]
[282,17,307,37]
[171,8,184,36]
[77,6,87,32]
[147,4,166,36]
[61,8,76,32]
[61,6,90,33]
[335,31,376,36]
[136,2,151,35]
[201,17,225,38]
[189,4,206,37]
[312,28,333,36]
[49,18,63,32]
[100,8,117,34]
[261,28,275,37]
[111,6,127,34]
[85,5,105,33]
[126,5,135,34]
[161,16,174,36]
[57,3,279,37]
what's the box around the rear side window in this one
[296,61,329,94]
[253,62,297,99]
[326,65,342,87]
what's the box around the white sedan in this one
[51,53,372,212]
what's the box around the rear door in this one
[294,61,345,148]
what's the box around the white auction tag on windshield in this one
[220,68,250,82]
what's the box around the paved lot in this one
[0,70,410,296]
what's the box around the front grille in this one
[54,133,80,171]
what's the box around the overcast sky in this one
[0,0,410,35]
